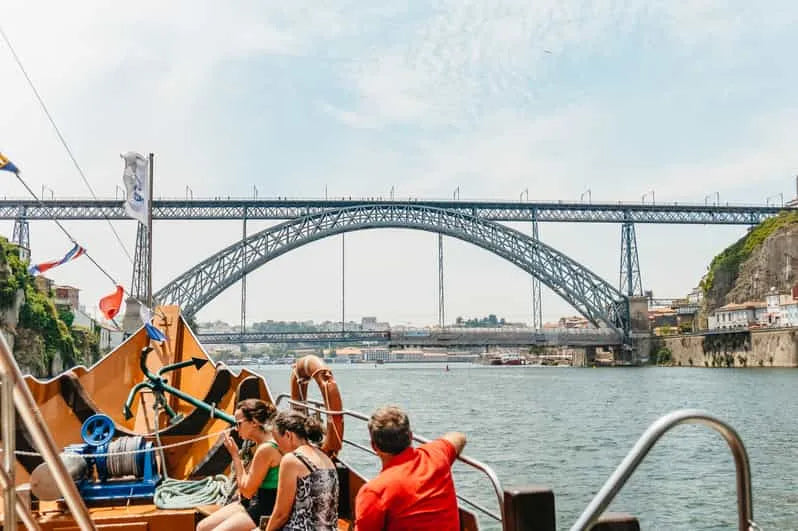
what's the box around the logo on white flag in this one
[121,152,149,226]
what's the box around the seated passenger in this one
[197,399,281,531]
[265,410,339,531]
[354,405,466,531]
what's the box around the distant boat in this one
[500,353,523,366]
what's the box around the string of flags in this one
[0,152,20,174]
[5,150,166,342]
[28,243,86,276]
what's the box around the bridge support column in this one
[240,213,248,353]
[619,221,643,297]
[531,218,542,329]
[123,222,150,333]
[438,233,445,328]
[11,209,30,262]
[585,346,596,365]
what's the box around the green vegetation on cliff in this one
[700,210,798,297]
[0,237,87,375]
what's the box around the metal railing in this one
[570,409,755,531]
[0,332,96,530]
[274,394,504,523]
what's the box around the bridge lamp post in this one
[253,185,258,199]
[641,190,654,204]
[185,185,193,200]
[41,184,54,200]
[520,188,529,201]
[580,189,591,203]
[115,184,126,201]
[390,185,395,200]
[766,193,783,207]
[453,186,460,200]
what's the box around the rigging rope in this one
[7,169,147,317]
[0,23,134,265]
[15,427,234,458]
[0,23,149,312]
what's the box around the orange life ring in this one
[290,355,344,457]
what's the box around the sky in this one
[2,1,798,327]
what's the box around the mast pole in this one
[147,153,154,308]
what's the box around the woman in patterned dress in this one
[265,410,339,531]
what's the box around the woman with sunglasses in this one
[197,399,282,531]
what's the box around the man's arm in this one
[441,432,466,456]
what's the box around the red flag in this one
[99,285,124,320]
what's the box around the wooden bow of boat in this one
[3,306,479,530]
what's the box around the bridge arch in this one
[155,204,628,332]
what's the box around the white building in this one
[98,322,125,353]
[708,302,765,330]
[362,347,389,362]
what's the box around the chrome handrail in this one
[0,465,42,530]
[570,409,754,531]
[0,332,97,530]
[274,394,504,522]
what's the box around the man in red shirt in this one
[354,405,467,531]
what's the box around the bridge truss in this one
[0,198,785,224]
[154,204,629,334]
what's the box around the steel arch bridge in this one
[154,204,629,333]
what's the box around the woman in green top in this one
[197,399,282,531]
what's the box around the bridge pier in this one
[122,223,150,333]
[617,296,652,365]
[11,209,30,262]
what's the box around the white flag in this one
[139,304,153,325]
[121,152,149,225]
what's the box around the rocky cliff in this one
[702,211,798,312]
[0,237,96,377]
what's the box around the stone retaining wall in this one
[664,328,798,368]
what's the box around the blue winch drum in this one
[81,414,115,447]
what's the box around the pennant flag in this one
[121,152,149,225]
[28,243,86,276]
[0,153,20,174]
[99,285,124,320]
[139,304,166,342]
[145,322,167,342]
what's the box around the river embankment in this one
[662,328,798,367]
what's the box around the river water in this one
[252,363,796,530]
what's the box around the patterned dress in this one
[281,450,339,531]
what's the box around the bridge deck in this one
[1,198,788,224]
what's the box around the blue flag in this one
[145,322,167,343]
[0,153,19,174]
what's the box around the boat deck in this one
[2,502,354,530]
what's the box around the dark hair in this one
[273,410,324,444]
[236,399,277,428]
[368,405,411,455]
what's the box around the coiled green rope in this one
[150,402,237,509]
[154,475,236,509]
